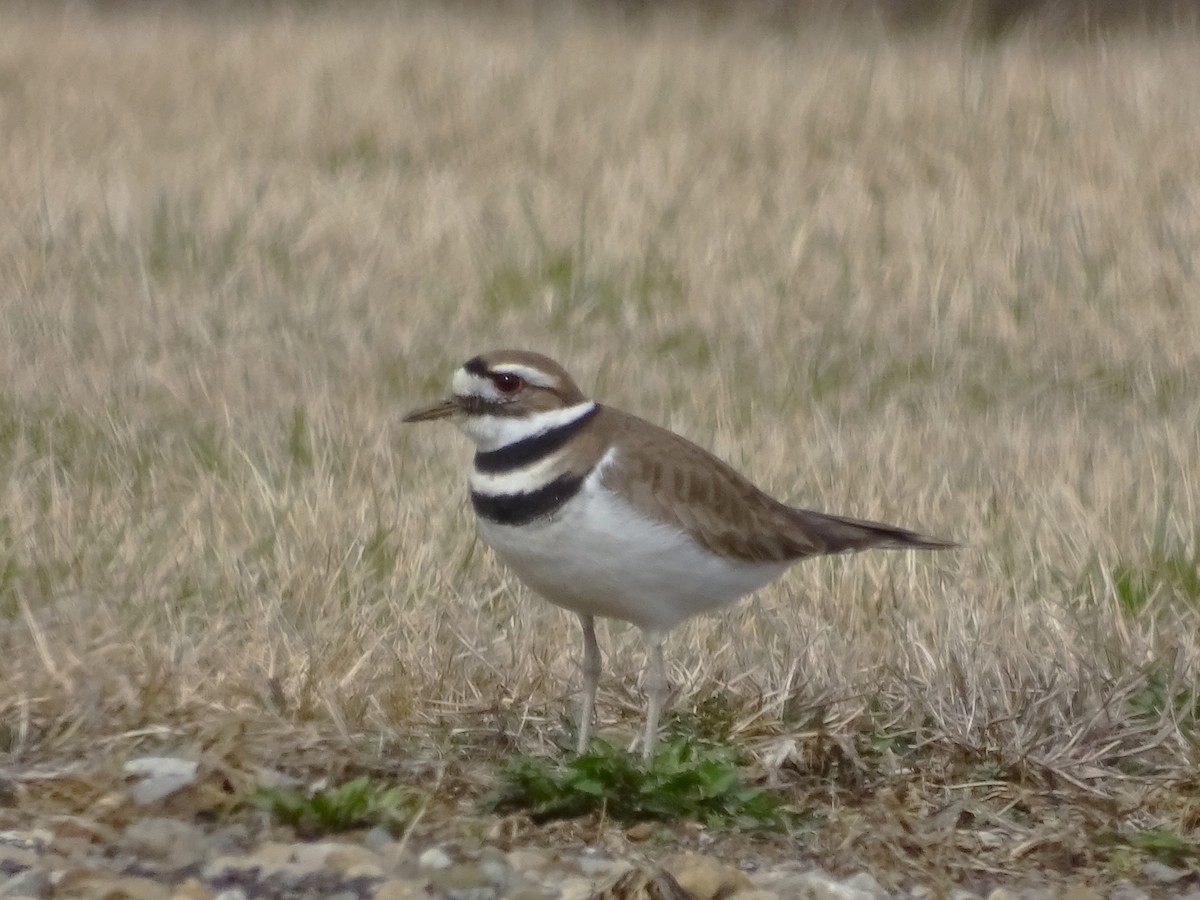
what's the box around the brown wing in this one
[598,407,955,564]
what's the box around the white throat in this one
[457,401,597,452]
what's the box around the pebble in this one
[123,757,200,806]
[573,855,624,879]
[662,852,754,899]
[289,840,338,869]
[1140,861,1186,883]
[624,822,656,842]
[373,880,425,900]
[763,868,877,900]
[843,871,890,899]
[556,876,594,900]
[0,846,39,870]
[325,843,386,872]
[170,877,213,900]
[247,840,294,866]
[1108,882,1151,900]
[417,846,454,872]
[0,866,51,898]
[427,861,493,891]
[508,849,555,873]
[363,826,395,851]
[120,818,209,868]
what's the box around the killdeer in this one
[404,350,954,758]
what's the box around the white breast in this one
[475,450,789,635]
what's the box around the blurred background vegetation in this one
[70,0,1200,41]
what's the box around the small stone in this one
[377,842,417,876]
[843,872,888,899]
[48,835,94,861]
[477,846,507,865]
[506,889,556,900]
[985,891,1020,900]
[1141,861,1186,883]
[729,892,781,900]
[427,861,492,892]
[206,824,251,855]
[0,866,51,898]
[251,841,295,866]
[290,841,338,869]
[751,863,826,894]
[0,846,39,870]
[574,854,622,878]
[50,866,106,893]
[93,876,173,900]
[785,870,877,900]
[212,891,248,900]
[507,849,554,873]
[625,821,656,842]
[52,816,115,845]
[0,830,49,852]
[950,891,982,900]
[123,757,199,805]
[372,881,425,900]
[479,857,511,888]
[362,826,394,851]
[120,818,208,868]
[345,862,386,879]
[170,877,213,900]
[417,846,453,872]
[1108,882,1150,900]
[200,855,256,882]
[662,853,753,900]
[556,877,594,900]
[325,844,384,873]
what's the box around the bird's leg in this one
[576,614,601,755]
[641,631,668,762]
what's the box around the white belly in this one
[476,472,790,635]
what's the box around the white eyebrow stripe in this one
[452,369,496,399]
[489,363,557,388]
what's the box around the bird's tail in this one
[788,508,957,555]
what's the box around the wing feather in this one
[597,407,954,563]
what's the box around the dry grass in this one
[1,0,1199,882]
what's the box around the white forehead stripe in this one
[489,363,558,389]
[452,368,493,398]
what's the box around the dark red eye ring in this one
[491,372,525,395]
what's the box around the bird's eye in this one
[491,372,524,394]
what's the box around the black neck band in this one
[474,405,598,474]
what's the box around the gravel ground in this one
[3,816,1199,900]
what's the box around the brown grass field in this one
[1,1,1198,888]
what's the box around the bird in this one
[403,349,954,759]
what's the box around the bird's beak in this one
[402,398,460,423]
